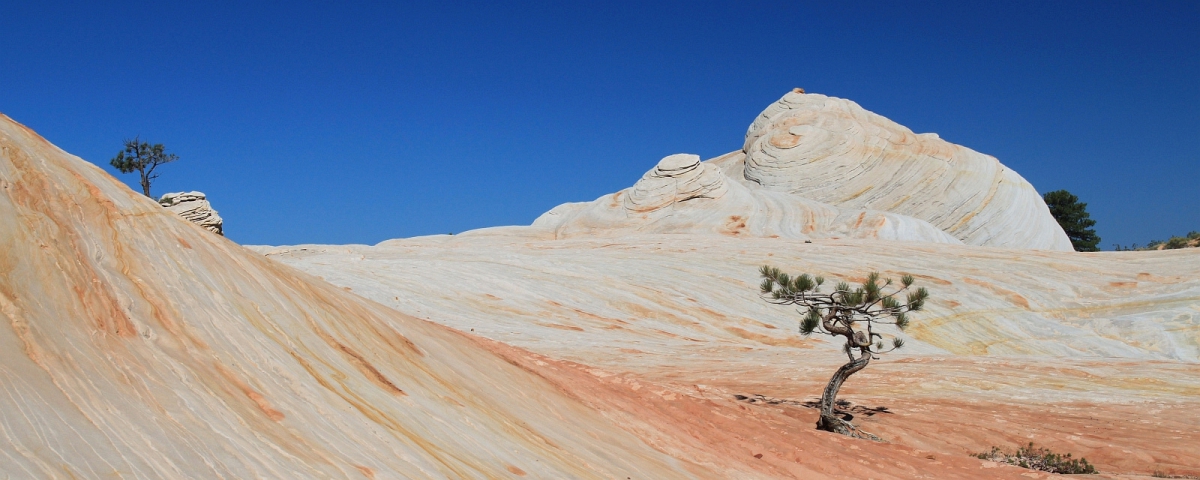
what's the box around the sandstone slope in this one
[0,115,709,478]
[261,226,1200,478]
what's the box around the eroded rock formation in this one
[624,154,728,213]
[261,91,1198,476]
[536,91,1073,251]
[160,191,223,235]
[742,91,1071,250]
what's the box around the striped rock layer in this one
[160,191,224,235]
[537,91,1072,251]
[0,114,706,479]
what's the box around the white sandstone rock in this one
[534,91,1072,250]
[159,191,223,235]
[624,154,728,213]
[742,91,1072,251]
[535,152,963,244]
[268,232,1200,363]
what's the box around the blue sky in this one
[2,1,1197,248]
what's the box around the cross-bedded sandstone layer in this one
[0,114,717,478]
[262,228,1200,478]
[537,90,1073,251]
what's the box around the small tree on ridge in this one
[759,266,928,438]
[110,137,179,198]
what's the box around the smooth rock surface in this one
[1,114,1073,479]
[0,114,713,478]
[265,231,1200,365]
[262,230,1200,477]
[535,91,1071,250]
[536,152,965,244]
[159,191,224,235]
[742,91,1072,250]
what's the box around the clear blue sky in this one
[2,1,1197,248]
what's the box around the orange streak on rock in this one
[963,277,1031,310]
[216,364,286,421]
[468,335,1040,479]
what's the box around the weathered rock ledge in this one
[159,191,223,235]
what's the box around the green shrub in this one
[974,443,1096,474]
[1165,237,1190,249]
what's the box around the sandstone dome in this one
[534,91,1073,251]
[742,90,1073,250]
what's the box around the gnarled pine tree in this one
[110,137,179,198]
[759,266,928,438]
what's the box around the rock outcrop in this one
[624,154,728,213]
[535,152,963,243]
[160,191,223,235]
[536,91,1073,251]
[742,91,1072,250]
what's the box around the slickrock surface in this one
[0,115,711,478]
[258,91,1197,476]
[263,231,1200,364]
[261,230,1200,478]
[159,191,224,235]
[536,152,963,244]
[537,91,1073,251]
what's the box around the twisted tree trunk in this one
[816,353,871,436]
